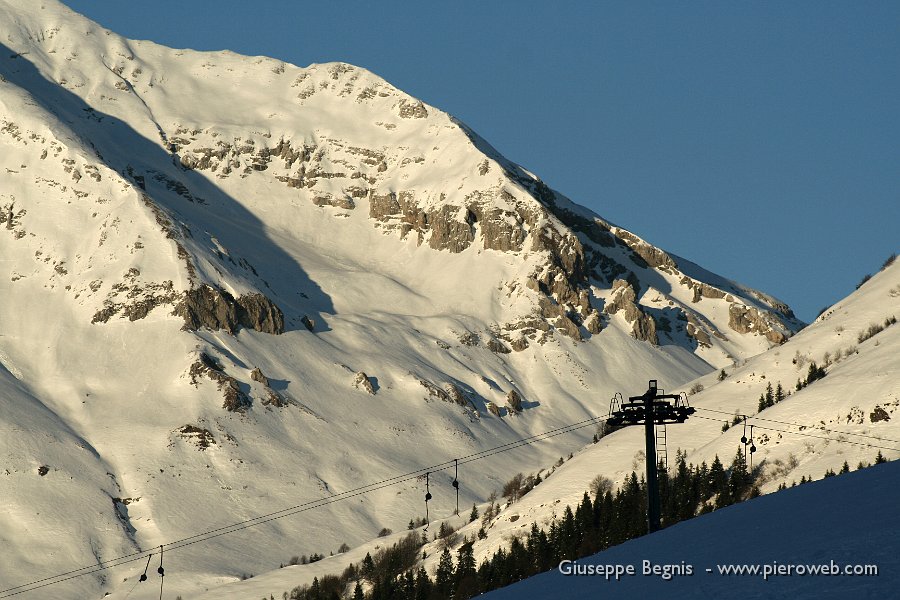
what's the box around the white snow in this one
[0,2,887,599]
[484,460,900,600]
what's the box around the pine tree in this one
[455,542,477,599]
[840,461,850,474]
[875,450,887,464]
[361,553,375,581]
[708,456,727,505]
[764,383,774,408]
[469,503,479,523]
[775,382,785,404]
[414,566,431,600]
[729,447,750,500]
[353,580,364,600]
[435,547,455,597]
[558,505,578,560]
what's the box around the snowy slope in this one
[0,2,811,598]
[484,460,900,600]
[458,257,900,571]
[185,258,899,600]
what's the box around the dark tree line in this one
[280,448,760,600]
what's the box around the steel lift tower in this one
[608,380,695,533]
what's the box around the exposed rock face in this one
[312,193,355,210]
[261,389,287,408]
[188,352,252,412]
[605,279,658,345]
[614,229,678,270]
[91,275,179,324]
[583,311,603,334]
[466,195,528,252]
[506,389,523,413]
[445,383,470,408]
[172,285,284,335]
[685,314,714,348]
[680,276,728,303]
[429,204,475,252]
[354,371,376,395]
[534,189,616,249]
[249,368,286,406]
[416,375,451,403]
[397,98,428,119]
[510,336,529,352]
[177,425,216,450]
[219,378,251,412]
[486,402,502,417]
[487,338,512,354]
[458,331,479,346]
[249,367,269,386]
[728,304,787,344]
[366,177,606,345]
[870,406,890,423]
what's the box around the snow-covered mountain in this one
[189,258,897,600]
[0,2,814,597]
[458,255,899,568]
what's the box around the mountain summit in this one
[0,1,802,596]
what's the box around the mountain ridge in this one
[0,2,814,597]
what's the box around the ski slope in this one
[484,459,900,600]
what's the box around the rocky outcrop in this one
[397,99,428,119]
[261,389,287,408]
[458,331,479,346]
[312,193,355,210]
[188,352,252,412]
[487,338,512,354]
[583,311,603,334]
[416,375,451,403]
[529,180,615,249]
[679,276,727,303]
[534,296,594,342]
[249,367,269,386]
[173,284,284,335]
[728,304,787,344]
[465,193,529,252]
[605,279,658,345]
[250,368,287,406]
[354,371,376,395]
[445,383,470,407]
[613,228,678,271]
[429,204,475,252]
[685,314,713,348]
[506,389,523,413]
[870,406,890,423]
[91,271,179,324]
[176,425,216,450]
[366,176,613,346]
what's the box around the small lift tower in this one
[608,380,695,533]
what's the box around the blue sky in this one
[63,1,899,323]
